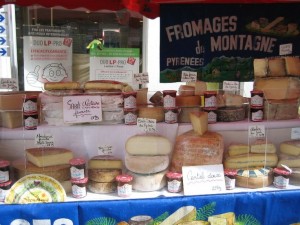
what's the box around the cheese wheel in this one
[176,95,201,107]
[88,180,117,194]
[250,139,277,154]
[254,58,268,77]
[236,167,272,188]
[178,85,195,96]
[84,80,124,90]
[88,155,123,169]
[216,107,245,122]
[125,154,169,174]
[160,206,197,225]
[170,130,224,172]
[280,140,300,156]
[12,159,71,181]
[268,58,286,77]
[224,153,278,169]
[186,81,207,96]
[285,56,300,76]
[263,99,299,120]
[138,106,164,122]
[227,143,249,157]
[88,168,122,182]
[26,147,74,167]
[277,153,300,167]
[127,170,167,192]
[125,134,172,155]
[44,81,81,90]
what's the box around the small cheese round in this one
[88,168,122,182]
[176,95,201,107]
[178,85,195,96]
[137,106,164,122]
[236,167,272,189]
[216,107,245,122]
[88,180,117,194]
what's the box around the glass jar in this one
[164,107,178,124]
[162,90,177,108]
[250,90,264,107]
[250,106,263,122]
[23,113,38,130]
[0,180,12,202]
[116,174,133,197]
[224,169,237,190]
[0,160,10,183]
[23,95,38,114]
[123,91,137,109]
[204,91,217,108]
[124,108,138,125]
[273,167,292,189]
[69,158,86,180]
[166,171,183,193]
[71,177,88,198]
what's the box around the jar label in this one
[163,95,176,108]
[23,100,37,113]
[124,95,137,109]
[0,171,9,183]
[251,109,263,122]
[165,110,177,123]
[167,180,182,193]
[251,95,263,107]
[274,175,289,189]
[205,96,217,108]
[225,176,236,190]
[72,184,87,198]
[117,183,132,197]
[24,116,38,129]
[207,111,217,123]
[0,188,9,202]
[125,112,137,125]
[70,166,85,180]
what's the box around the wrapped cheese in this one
[170,130,224,172]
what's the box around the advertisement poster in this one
[160,3,300,83]
[23,26,73,91]
[89,47,140,89]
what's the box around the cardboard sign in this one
[248,125,265,138]
[63,95,102,124]
[35,133,55,147]
[182,164,226,195]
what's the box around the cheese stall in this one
[1,0,300,224]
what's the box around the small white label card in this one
[63,95,102,123]
[182,164,226,196]
[223,81,239,92]
[137,117,156,133]
[98,144,114,155]
[181,71,197,82]
[35,133,55,147]
[134,72,149,84]
[279,43,293,55]
[0,78,18,91]
[248,125,265,138]
[291,127,300,140]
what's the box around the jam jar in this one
[250,90,264,107]
[23,95,38,114]
[273,167,292,189]
[69,158,86,180]
[71,177,88,198]
[116,174,133,197]
[224,169,237,190]
[0,180,12,202]
[123,91,137,109]
[0,160,10,183]
[164,107,179,124]
[204,91,217,108]
[166,171,183,193]
[124,108,138,125]
[162,90,177,108]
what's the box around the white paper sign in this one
[98,145,114,155]
[279,43,293,55]
[0,78,18,90]
[35,133,55,147]
[63,95,102,124]
[182,164,226,195]
[134,72,149,84]
[181,71,197,82]
[291,127,300,140]
[223,81,239,92]
[137,118,156,132]
[248,125,265,138]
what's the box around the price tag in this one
[223,81,239,92]
[182,164,226,196]
[0,78,18,91]
[63,95,102,123]
[248,125,265,138]
[279,43,293,55]
[137,118,156,132]
[35,133,55,147]
[181,71,197,82]
[291,127,300,140]
[98,145,114,155]
[134,72,149,84]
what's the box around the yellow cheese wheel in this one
[88,168,122,182]
[236,167,273,188]
[137,105,164,122]
[176,95,201,107]
[88,180,117,194]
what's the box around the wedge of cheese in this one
[280,140,300,156]
[160,206,196,225]
[26,148,74,167]
[208,212,235,225]
[189,111,208,136]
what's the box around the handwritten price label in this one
[0,78,18,91]
[35,133,55,147]
[137,118,156,133]
[181,71,197,82]
[291,127,300,140]
[223,81,239,92]
[248,125,265,138]
[134,72,149,84]
[98,145,113,155]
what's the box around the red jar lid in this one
[123,91,137,97]
[116,174,133,183]
[0,180,12,187]
[273,167,291,176]
[251,90,263,94]
[224,169,237,176]
[162,90,177,94]
[24,95,38,100]
[69,158,86,166]
[71,177,88,184]
[166,171,183,179]
[0,160,10,168]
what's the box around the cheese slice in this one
[26,148,74,167]
[88,155,123,169]
[125,134,172,155]
[125,154,169,174]
[160,206,196,225]
[189,111,208,136]
[280,140,300,156]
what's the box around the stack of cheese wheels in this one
[176,81,206,123]
[14,147,75,193]
[87,155,122,194]
[277,140,300,185]
[125,134,172,192]
[40,81,82,126]
[224,139,278,188]
[170,111,224,173]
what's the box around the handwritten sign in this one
[137,118,156,132]
[98,145,113,155]
[181,71,197,82]
[279,43,293,55]
[182,164,226,195]
[134,72,149,84]
[223,81,239,92]
[248,125,265,138]
[35,133,55,147]
[291,127,300,140]
[0,78,18,91]
[63,95,102,123]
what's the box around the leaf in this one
[148,212,169,225]
[236,214,261,225]
[196,202,216,221]
[85,217,116,225]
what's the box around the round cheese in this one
[88,155,123,169]
[88,168,122,182]
[216,107,245,122]
[88,180,117,194]
[125,154,169,174]
[138,106,164,122]
[178,85,195,96]
[236,167,273,189]
[176,95,201,107]
[127,170,167,192]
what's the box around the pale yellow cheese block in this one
[160,206,197,225]
[224,93,244,107]
[236,172,273,189]
[285,56,300,76]
[250,139,277,154]
[253,58,268,77]
[0,111,23,128]
[224,153,278,169]
[268,57,286,77]
[125,153,169,174]
[280,140,300,156]
[178,85,195,96]
[88,155,123,169]
[254,77,300,100]
[88,168,122,182]
[189,111,208,136]
[227,143,249,156]
[12,159,71,181]
[26,148,74,167]
[137,105,164,122]
[208,212,235,225]
[44,81,81,90]
[186,81,207,96]
[88,180,117,194]
[125,134,172,155]
[277,153,300,167]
